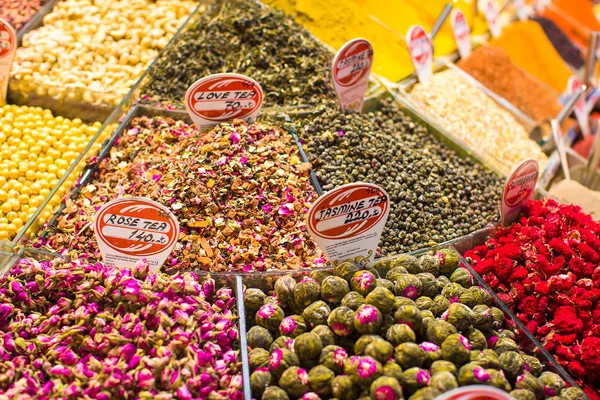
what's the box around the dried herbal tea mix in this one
[141,0,336,108]
[245,250,579,400]
[295,99,503,255]
[38,117,322,273]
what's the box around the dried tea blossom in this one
[354,304,383,334]
[279,315,308,338]
[40,118,321,272]
[279,366,309,398]
[386,324,417,346]
[246,288,268,312]
[370,376,403,399]
[308,365,335,396]
[251,368,274,396]
[327,307,356,337]
[294,333,323,363]
[294,278,321,309]
[319,346,348,374]
[142,0,336,108]
[303,301,331,328]
[365,286,395,314]
[248,326,275,350]
[257,304,286,331]
[321,276,350,304]
[341,291,365,311]
[250,348,271,371]
[271,335,294,352]
[0,258,243,399]
[270,348,301,378]
[311,325,336,347]
[263,386,291,400]
[350,271,377,296]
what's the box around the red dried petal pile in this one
[465,199,600,400]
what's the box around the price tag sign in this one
[307,183,390,266]
[567,75,591,136]
[513,0,528,21]
[331,38,373,113]
[185,73,264,132]
[483,0,501,38]
[0,18,16,103]
[500,159,539,226]
[435,385,514,400]
[451,9,472,59]
[94,197,180,272]
[407,25,433,84]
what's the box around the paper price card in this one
[483,0,501,38]
[513,0,529,21]
[331,38,373,113]
[500,159,539,225]
[306,183,390,266]
[567,75,591,136]
[185,73,264,132]
[451,9,472,59]
[407,25,433,84]
[0,18,16,103]
[435,385,514,400]
[94,197,180,272]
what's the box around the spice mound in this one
[0,258,243,399]
[141,0,336,108]
[410,69,548,173]
[296,99,502,255]
[40,117,322,272]
[465,199,600,399]
[244,250,577,400]
[0,0,49,31]
[457,45,562,123]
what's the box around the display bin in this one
[237,246,581,400]
[392,58,537,177]
[0,250,252,400]
[7,1,207,122]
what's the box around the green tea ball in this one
[441,283,466,301]
[308,365,334,396]
[472,305,494,331]
[251,368,274,397]
[370,376,403,400]
[383,361,404,380]
[310,270,331,284]
[497,329,516,340]
[430,371,458,392]
[419,341,442,366]
[491,307,505,329]
[353,356,383,387]
[466,328,488,351]
[470,349,501,369]
[393,274,422,300]
[279,366,309,398]
[257,304,285,332]
[269,348,301,378]
[300,392,321,400]
[437,275,451,290]
[334,261,361,282]
[275,275,297,306]
[249,347,270,371]
[365,338,394,363]
[391,254,421,274]
[311,325,336,347]
[411,387,442,400]
[402,367,431,395]
[494,337,519,354]
[354,304,383,334]
[366,286,395,314]
[372,259,393,279]
[450,268,473,288]
[488,369,511,391]
[431,295,450,317]
[386,323,416,346]
[446,303,474,331]
[327,306,356,337]
[321,276,350,304]
[303,301,331,328]
[341,291,365,310]
[386,266,409,282]
[419,254,440,276]
[350,271,378,296]
[294,333,323,363]
[436,249,460,276]
[376,278,396,293]
[559,387,587,400]
[430,360,458,376]
[426,320,457,345]
[394,342,427,369]
[248,326,274,350]
[271,335,294,352]
[539,372,566,397]
[511,389,537,400]
[394,305,423,332]
[262,386,290,400]
[279,315,307,338]
[319,345,348,374]
[515,372,544,399]
[245,288,267,312]
[416,272,439,298]
[354,334,382,355]
[294,278,321,309]
[331,374,358,400]
[458,362,489,385]
[523,355,543,377]
[499,351,524,380]
[441,333,471,365]
[416,296,434,311]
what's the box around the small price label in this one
[451,9,472,59]
[185,73,264,132]
[513,0,528,21]
[483,0,501,38]
[568,75,591,136]
[435,385,514,400]
[306,183,390,266]
[0,18,16,103]
[500,159,539,225]
[407,25,433,84]
[94,197,180,272]
[331,38,373,113]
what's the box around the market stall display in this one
[140,0,336,109]
[465,199,600,400]
[540,0,600,49]
[244,250,583,400]
[37,116,322,273]
[0,0,50,31]
[0,104,101,242]
[0,257,243,399]
[294,98,503,255]
[8,0,198,118]
[532,17,585,69]
[409,69,548,173]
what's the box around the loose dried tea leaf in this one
[141,0,336,108]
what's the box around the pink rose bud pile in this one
[0,258,243,399]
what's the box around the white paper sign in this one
[307,183,390,266]
[451,9,472,59]
[567,75,591,137]
[94,197,180,272]
[483,0,502,38]
[0,19,16,103]
[185,73,264,132]
[331,38,373,113]
[500,159,539,225]
[407,25,434,84]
